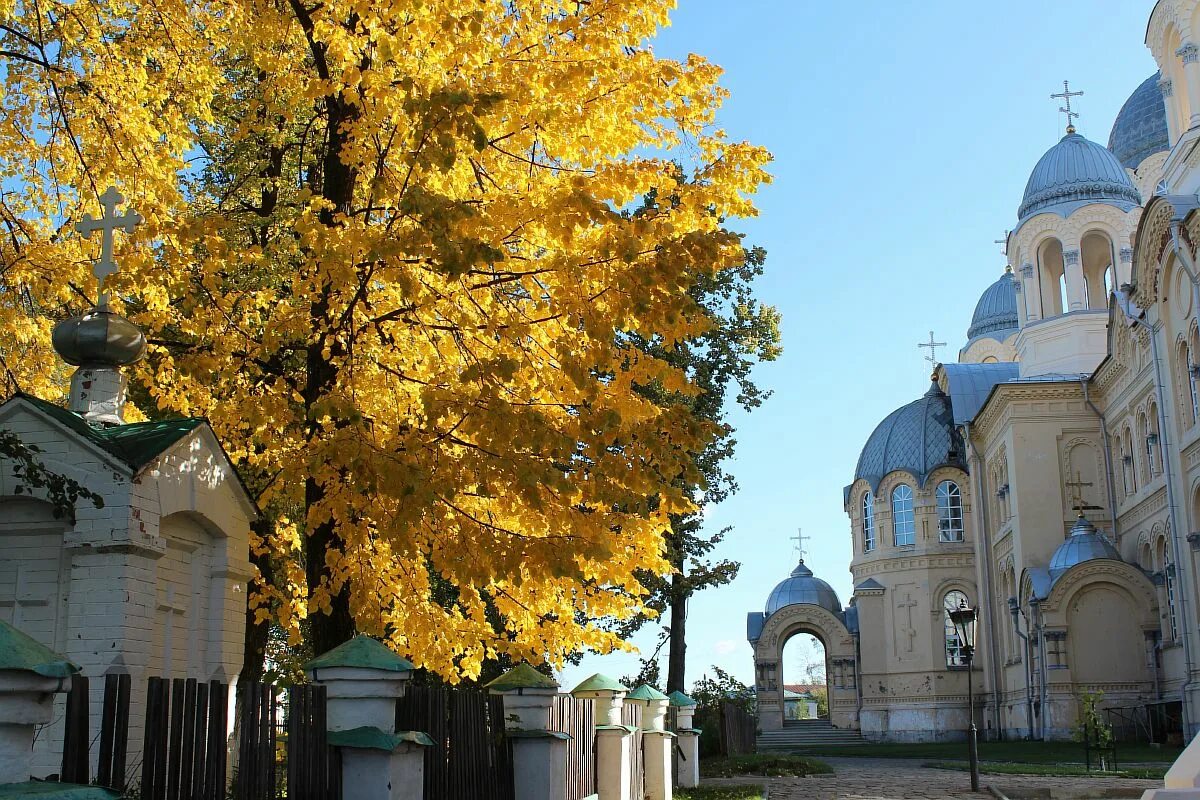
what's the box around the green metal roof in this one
[304,635,415,673]
[485,663,558,692]
[0,619,78,678]
[0,782,119,800]
[327,726,432,751]
[12,393,202,470]
[667,691,698,707]
[627,684,668,701]
[570,674,628,694]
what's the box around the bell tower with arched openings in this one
[1008,96,1143,378]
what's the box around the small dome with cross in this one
[764,560,843,618]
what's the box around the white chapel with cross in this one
[0,188,254,777]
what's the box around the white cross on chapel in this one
[75,186,142,308]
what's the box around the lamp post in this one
[949,600,980,792]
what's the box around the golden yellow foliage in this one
[0,0,770,677]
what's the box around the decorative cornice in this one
[1120,247,1133,263]
[1064,249,1081,267]
[1160,78,1175,99]
[1179,42,1199,65]
[1021,263,1034,278]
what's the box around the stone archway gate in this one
[753,603,858,731]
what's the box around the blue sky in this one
[558,0,1159,690]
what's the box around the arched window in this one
[862,493,876,553]
[943,590,970,667]
[936,481,964,542]
[1138,413,1151,481]
[1149,403,1163,477]
[892,485,915,547]
[1122,428,1137,496]
[1185,342,1200,427]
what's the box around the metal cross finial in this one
[918,331,946,371]
[75,186,142,309]
[995,231,1010,257]
[1065,471,1094,514]
[791,528,810,561]
[1051,80,1084,133]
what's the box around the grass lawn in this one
[792,740,1182,765]
[702,753,834,778]
[676,787,766,800]
[923,760,1168,779]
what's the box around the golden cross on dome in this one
[76,186,142,309]
[1051,80,1084,133]
[1065,471,1094,514]
[919,331,946,371]
[790,528,810,561]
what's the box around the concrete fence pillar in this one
[306,636,430,800]
[1142,730,1200,800]
[486,663,569,800]
[627,685,672,800]
[668,691,701,789]
[572,674,633,800]
[0,620,79,787]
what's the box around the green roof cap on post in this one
[667,691,698,708]
[326,726,433,751]
[304,635,415,673]
[570,673,628,694]
[485,663,559,692]
[0,619,78,679]
[626,684,668,701]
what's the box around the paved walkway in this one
[704,757,1161,799]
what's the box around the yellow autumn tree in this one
[0,0,770,677]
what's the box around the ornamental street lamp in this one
[949,600,980,792]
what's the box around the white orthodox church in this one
[749,0,1200,744]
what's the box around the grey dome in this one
[52,310,146,367]
[1048,515,1122,581]
[1018,132,1142,223]
[765,560,842,617]
[1108,73,1169,170]
[967,271,1019,341]
[854,381,966,491]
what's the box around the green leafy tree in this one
[621,241,781,693]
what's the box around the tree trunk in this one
[303,91,360,657]
[666,571,688,694]
[240,517,275,684]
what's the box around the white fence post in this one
[0,620,77,786]
[572,674,633,800]
[668,691,701,789]
[306,635,429,800]
[486,663,568,800]
[628,685,672,800]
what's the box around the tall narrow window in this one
[936,481,964,542]
[1166,563,1180,642]
[1191,349,1200,424]
[892,485,915,547]
[862,493,876,553]
[943,590,969,667]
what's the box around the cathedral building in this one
[749,0,1200,743]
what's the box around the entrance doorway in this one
[781,632,829,721]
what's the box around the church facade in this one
[750,0,1200,743]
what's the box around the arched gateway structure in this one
[747,560,859,731]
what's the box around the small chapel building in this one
[0,190,253,776]
[751,0,1200,744]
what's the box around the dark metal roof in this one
[1048,515,1122,582]
[941,362,1021,425]
[853,381,966,490]
[764,560,843,618]
[1018,132,1141,223]
[967,271,1019,340]
[1108,73,1169,170]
